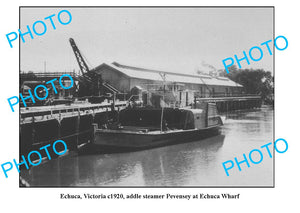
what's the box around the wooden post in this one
[113,92,116,109]
[31,114,36,150]
[226,101,228,113]
[91,123,98,144]
[71,109,80,151]
[53,120,61,159]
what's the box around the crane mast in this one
[69,38,90,77]
[69,38,120,102]
[69,38,102,97]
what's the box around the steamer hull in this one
[94,125,221,150]
[93,103,223,151]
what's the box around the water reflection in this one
[21,107,273,187]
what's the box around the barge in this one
[93,103,223,150]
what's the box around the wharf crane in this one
[69,38,102,98]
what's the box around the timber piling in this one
[20,101,127,159]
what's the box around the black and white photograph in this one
[19,7,274,187]
[2,0,300,212]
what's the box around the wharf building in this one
[93,62,243,107]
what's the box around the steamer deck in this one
[93,103,223,151]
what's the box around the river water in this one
[21,106,274,187]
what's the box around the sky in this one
[20,7,273,75]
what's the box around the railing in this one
[21,72,76,78]
[194,95,261,102]
[126,95,140,102]
[20,101,128,120]
[20,72,76,86]
[195,92,260,98]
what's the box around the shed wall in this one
[94,66,130,92]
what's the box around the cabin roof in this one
[94,62,243,87]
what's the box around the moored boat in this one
[93,102,223,151]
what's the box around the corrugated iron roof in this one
[95,62,243,87]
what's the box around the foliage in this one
[222,65,274,104]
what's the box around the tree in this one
[223,67,274,104]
